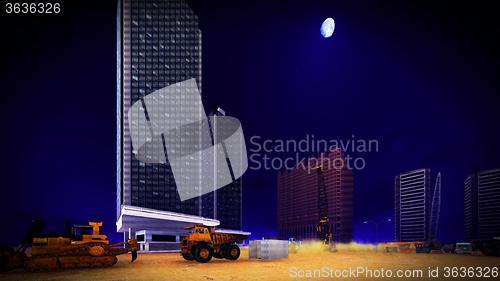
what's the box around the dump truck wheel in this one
[181,253,194,261]
[194,244,213,263]
[225,245,240,260]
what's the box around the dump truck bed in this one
[210,233,248,245]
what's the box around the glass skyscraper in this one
[277,148,354,243]
[117,0,241,249]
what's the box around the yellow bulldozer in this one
[0,221,137,272]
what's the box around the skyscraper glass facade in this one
[277,148,354,242]
[117,0,241,231]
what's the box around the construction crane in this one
[314,165,336,251]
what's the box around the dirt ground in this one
[1,244,499,281]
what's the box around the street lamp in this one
[363,219,392,243]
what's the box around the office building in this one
[116,0,243,251]
[395,168,441,242]
[464,169,500,240]
[277,148,354,242]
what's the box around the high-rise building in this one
[116,0,243,251]
[277,148,354,243]
[464,169,500,240]
[464,174,478,241]
[394,168,441,242]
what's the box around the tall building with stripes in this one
[464,169,500,240]
[395,168,441,242]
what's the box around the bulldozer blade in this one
[131,250,137,262]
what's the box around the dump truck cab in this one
[180,224,248,263]
[184,225,213,243]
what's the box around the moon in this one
[320,17,335,38]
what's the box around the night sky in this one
[1,0,499,246]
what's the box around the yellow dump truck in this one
[180,224,248,263]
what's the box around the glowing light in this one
[320,17,335,38]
